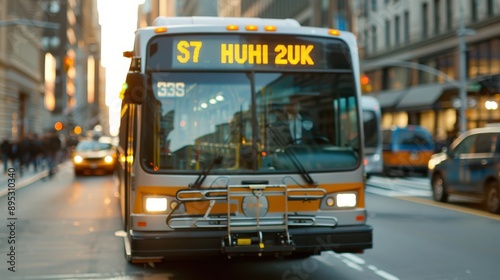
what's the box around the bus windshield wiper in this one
[188,155,224,189]
[188,119,241,189]
[266,124,316,187]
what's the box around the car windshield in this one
[396,130,433,147]
[141,72,361,174]
[76,141,112,152]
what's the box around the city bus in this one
[361,96,383,178]
[116,16,372,263]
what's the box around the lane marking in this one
[316,251,400,280]
[367,177,500,220]
[375,270,401,280]
[396,196,500,221]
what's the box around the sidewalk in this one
[0,165,50,197]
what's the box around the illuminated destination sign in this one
[147,34,352,70]
[176,40,315,66]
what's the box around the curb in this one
[0,169,50,198]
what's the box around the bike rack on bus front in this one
[169,185,335,256]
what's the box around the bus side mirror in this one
[122,72,145,104]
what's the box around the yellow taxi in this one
[72,138,117,175]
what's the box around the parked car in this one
[428,125,500,214]
[72,138,117,176]
[382,125,435,177]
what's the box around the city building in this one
[355,0,500,144]
[138,0,351,30]
[0,0,50,140]
[50,0,104,137]
[137,0,217,26]
[0,0,103,142]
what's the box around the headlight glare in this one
[73,155,83,164]
[145,197,168,212]
[336,193,357,207]
[104,155,114,163]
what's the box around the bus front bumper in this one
[127,224,373,261]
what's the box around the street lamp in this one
[457,0,476,134]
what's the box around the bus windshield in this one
[140,34,360,174]
[141,71,360,173]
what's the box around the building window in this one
[487,0,494,17]
[363,0,369,17]
[418,58,438,84]
[364,28,370,56]
[422,3,428,38]
[404,11,409,43]
[478,42,490,76]
[366,70,383,92]
[437,54,455,82]
[385,20,390,48]
[468,45,479,78]
[446,0,453,30]
[491,39,500,74]
[386,67,409,90]
[372,25,377,52]
[395,15,400,46]
[371,0,377,11]
[471,0,478,22]
[434,0,440,35]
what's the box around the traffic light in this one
[63,56,74,73]
[73,126,82,135]
[360,74,372,93]
[54,121,63,131]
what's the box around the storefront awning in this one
[372,89,405,109]
[395,83,451,110]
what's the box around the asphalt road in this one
[1,168,499,280]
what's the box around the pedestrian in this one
[17,136,32,177]
[47,131,62,177]
[1,138,11,174]
[30,133,43,172]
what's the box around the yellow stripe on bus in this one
[133,182,364,214]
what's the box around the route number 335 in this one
[157,82,185,97]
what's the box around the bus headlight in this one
[326,197,335,207]
[145,197,168,212]
[336,193,357,207]
[322,192,357,209]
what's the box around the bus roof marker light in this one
[226,25,239,31]
[328,29,341,36]
[246,25,258,31]
[154,27,167,33]
[264,25,277,32]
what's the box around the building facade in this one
[0,0,47,140]
[138,0,351,29]
[0,0,103,142]
[355,0,500,143]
